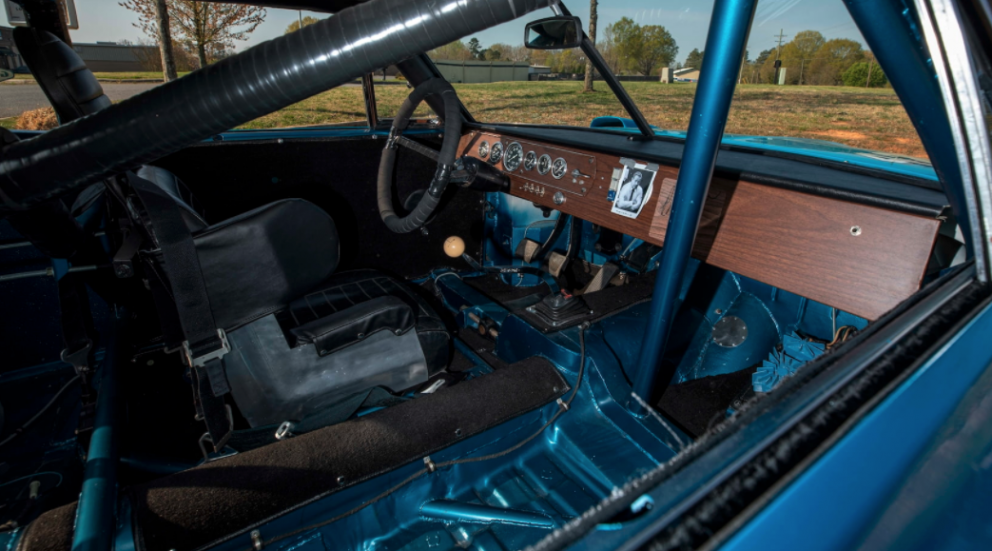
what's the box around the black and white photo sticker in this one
[608,159,659,219]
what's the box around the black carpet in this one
[15,502,76,551]
[656,367,757,438]
[118,356,565,551]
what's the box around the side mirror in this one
[524,16,583,50]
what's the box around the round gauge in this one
[537,154,552,175]
[489,142,504,165]
[478,140,490,159]
[524,151,537,171]
[551,157,568,179]
[503,142,524,171]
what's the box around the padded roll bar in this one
[0,0,551,213]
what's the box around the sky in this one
[1,0,866,64]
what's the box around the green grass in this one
[0,117,16,130]
[240,81,925,158]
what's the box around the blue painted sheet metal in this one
[718,299,992,551]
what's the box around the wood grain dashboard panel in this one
[458,131,941,320]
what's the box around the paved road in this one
[0,82,160,118]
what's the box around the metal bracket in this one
[112,229,142,278]
[182,328,230,368]
[60,339,93,372]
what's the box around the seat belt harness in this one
[127,172,233,449]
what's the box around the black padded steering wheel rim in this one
[377,78,463,233]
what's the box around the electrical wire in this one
[249,324,590,550]
[0,375,81,449]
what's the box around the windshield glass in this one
[449,0,928,161]
[0,1,927,161]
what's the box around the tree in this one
[808,38,864,85]
[684,48,704,69]
[759,30,824,84]
[605,18,678,76]
[428,40,474,61]
[467,37,482,59]
[120,0,266,69]
[483,43,504,61]
[154,0,178,81]
[632,25,678,76]
[583,0,597,92]
[547,49,585,73]
[285,15,320,34]
[607,17,640,75]
[842,60,887,87]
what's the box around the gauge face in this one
[551,157,568,179]
[489,142,504,165]
[524,151,537,171]
[478,141,490,159]
[537,154,552,175]
[503,142,524,171]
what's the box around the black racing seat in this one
[136,166,451,436]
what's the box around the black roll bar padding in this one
[0,0,552,213]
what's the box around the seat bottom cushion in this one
[281,269,451,374]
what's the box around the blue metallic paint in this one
[632,0,758,409]
[719,299,992,551]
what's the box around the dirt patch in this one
[813,129,868,141]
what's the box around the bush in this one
[14,107,58,130]
[842,62,888,87]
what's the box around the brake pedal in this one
[514,238,542,263]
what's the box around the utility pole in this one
[799,58,804,85]
[865,57,874,88]
[773,29,787,84]
[299,10,303,30]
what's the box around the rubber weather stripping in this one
[238,323,590,551]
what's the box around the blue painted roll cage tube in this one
[1,0,991,551]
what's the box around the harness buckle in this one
[183,328,230,368]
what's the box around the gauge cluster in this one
[466,132,596,198]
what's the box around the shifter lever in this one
[444,235,482,270]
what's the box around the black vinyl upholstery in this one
[157,198,342,330]
[280,269,450,372]
[136,165,208,232]
[140,167,450,426]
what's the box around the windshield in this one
[448,0,928,161]
[0,1,927,162]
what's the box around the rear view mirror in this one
[524,16,583,50]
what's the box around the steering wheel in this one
[378,78,463,233]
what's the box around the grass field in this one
[4,78,924,158]
[243,81,925,158]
